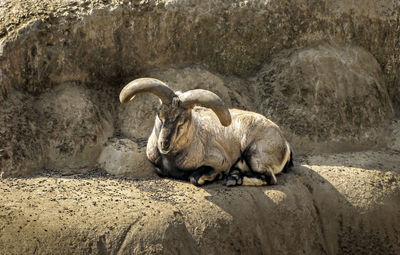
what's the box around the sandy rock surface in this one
[35,83,114,172]
[1,151,399,254]
[388,119,400,151]
[1,0,399,177]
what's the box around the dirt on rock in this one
[0,149,399,254]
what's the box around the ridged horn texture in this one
[179,89,232,126]
[119,78,177,105]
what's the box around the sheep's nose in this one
[160,140,170,150]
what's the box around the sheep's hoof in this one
[224,169,243,187]
[189,175,203,186]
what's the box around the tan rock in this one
[0,1,399,252]
[0,0,398,109]
[0,149,399,254]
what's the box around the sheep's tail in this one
[282,142,294,173]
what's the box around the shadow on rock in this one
[202,165,400,255]
[299,149,400,174]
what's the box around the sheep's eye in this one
[177,122,185,132]
[177,119,185,126]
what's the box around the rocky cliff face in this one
[1,1,399,99]
[0,0,399,176]
[0,1,399,254]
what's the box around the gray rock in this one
[97,138,155,178]
[388,119,400,151]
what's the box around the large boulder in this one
[0,150,399,254]
[97,138,155,178]
[0,83,114,177]
[34,83,114,173]
[0,91,45,177]
[253,44,394,153]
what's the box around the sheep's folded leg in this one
[189,166,220,186]
[225,168,275,186]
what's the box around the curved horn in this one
[119,78,176,105]
[179,89,232,126]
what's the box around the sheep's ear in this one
[179,89,232,127]
[172,97,182,108]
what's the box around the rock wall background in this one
[0,1,399,173]
[1,0,399,177]
[1,0,399,103]
[0,0,399,177]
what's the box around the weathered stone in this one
[0,83,114,177]
[253,44,394,153]
[34,83,114,173]
[0,1,399,112]
[97,138,155,178]
[0,152,399,254]
[0,90,45,177]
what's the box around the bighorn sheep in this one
[120,78,293,186]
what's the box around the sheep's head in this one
[120,78,232,155]
[155,99,192,154]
